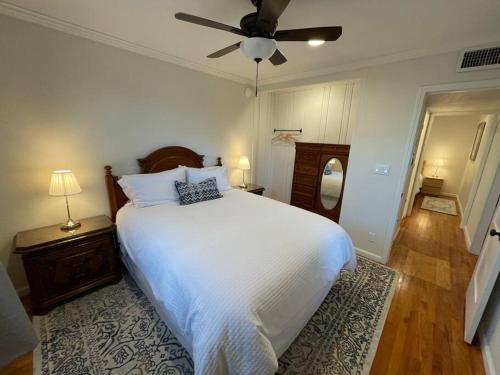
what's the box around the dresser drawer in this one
[295,150,320,165]
[292,183,316,196]
[294,163,318,176]
[293,173,317,187]
[291,191,315,209]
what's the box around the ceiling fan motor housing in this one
[240,12,276,37]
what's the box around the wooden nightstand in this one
[233,183,265,196]
[15,215,121,315]
[421,177,444,196]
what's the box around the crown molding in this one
[0,1,253,85]
[259,39,500,87]
[2,1,499,89]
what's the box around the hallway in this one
[371,194,485,374]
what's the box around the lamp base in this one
[239,183,248,189]
[61,219,81,231]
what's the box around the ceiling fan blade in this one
[269,49,287,65]
[175,12,246,36]
[275,26,342,41]
[257,0,291,34]
[207,42,241,58]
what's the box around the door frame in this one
[403,111,431,218]
[386,78,500,261]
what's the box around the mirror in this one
[320,158,344,210]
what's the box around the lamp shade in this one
[241,37,277,61]
[433,159,444,167]
[238,156,251,170]
[49,170,82,196]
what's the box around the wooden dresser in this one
[421,177,444,196]
[15,215,121,314]
[291,142,350,222]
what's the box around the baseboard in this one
[456,197,464,216]
[392,225,400,241]
[440,192,458,198]
[479,327,496,375]
[16,285,30,297]
[463,226,472,250]
[355,247,384,263]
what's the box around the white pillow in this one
[186,166,232,192]
[118,167,186,208]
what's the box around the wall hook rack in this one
[273,128,303,133]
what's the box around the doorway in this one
[398,86,500,255]
[379,82,500,372]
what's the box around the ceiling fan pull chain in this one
[255,58,261,97]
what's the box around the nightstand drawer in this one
[25,234,119,302]
[45,237,116,292]
[421,186,442,195]
[423,177,443,188]
[16,216,121,314]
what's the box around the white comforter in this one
[117,189,356,375]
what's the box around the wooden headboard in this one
[104,146,222,221]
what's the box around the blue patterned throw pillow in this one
[174,177,223,205]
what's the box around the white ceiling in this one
[427,88,500,113]
[1,0,500,85]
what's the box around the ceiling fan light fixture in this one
[241,37,277,61]
[308,39,325,47]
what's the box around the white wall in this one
[0,15,254,291]
[480,278,500,375]
[262,52,500,262]
[256,81,359,203]
[421,114,479,196]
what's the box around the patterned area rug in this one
[421,196,457,215]
[33,256,398,375]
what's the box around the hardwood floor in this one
[0,296,32,375]
[0,194,485,374]
[371,194,484,374]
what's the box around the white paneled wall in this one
[255,80,359,202]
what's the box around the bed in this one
[105,146,356,375]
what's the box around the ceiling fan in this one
[174,0,342,66]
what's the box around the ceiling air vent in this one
[457,44,500,72]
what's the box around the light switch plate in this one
[374,164,390,176]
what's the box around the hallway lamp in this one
[49,170,82,231]
[432,159,444,177]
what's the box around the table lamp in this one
[238,156,251,189]
[49,170,82,231]
[432,159,444,177]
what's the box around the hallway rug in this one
[33,256,398,375]
[421,196,458,215]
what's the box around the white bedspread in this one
[117,189,356,375]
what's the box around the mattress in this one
[116,189,356,375]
